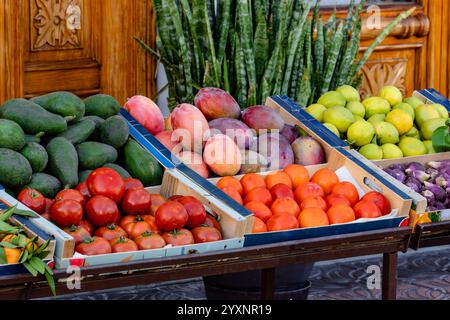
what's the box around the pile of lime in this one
[306,85,449,160]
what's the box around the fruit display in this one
[0,91,164,200]
[31,167,224,256]
[214,164,393,233]
[151,87,326,178]
[307,85,449,160]
[383,161,450,212]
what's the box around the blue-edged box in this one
[414,88,450,111]
[0,187,55,275]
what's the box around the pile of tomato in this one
[17,168,223,256]
[215,164,392,233]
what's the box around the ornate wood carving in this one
[360,60,407,98]
[31,0,82,51]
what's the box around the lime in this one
[353,115,365,122]
[430,104,449,120]
[423,140,436,154]
[336,85,361,102]
[398,137,427,157]
[346,101,366,118]
[367,114,386,126]
[317,91,346,108]
[420,118,447,140]
[359,144,383,160]
[415,104,441,128]
[403,126,421,140]
[322,106,355,133]
[385,109,413,135]
[306,104,327,122]
[381,144,403,159]
[393,102,415,121]
[378,86,403,106]
[404,96,424,109]
[363,97,391,119]
[322,123,340,136]
[347,121,375,147]
[374,122,400,145]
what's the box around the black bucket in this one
[203,263,314,300]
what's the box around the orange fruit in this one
[270,183,295,200]
[240,173,266,195]
[271,198,301,218]
[266,213,299,232]
[265,171,293,190]
[221,186,244,205]
[217,176,244,196]
[244,187,273,206]
[245,201,273,222]
[331,182,359,206]
[294,182,325,204]
[311,168,339,195]
[325,194,351,208]
[284,164,310,189]
[298,208,329,228]
[252,217,268,233]
[327,205,356,225]
[300,196,327,211]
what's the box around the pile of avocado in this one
[0,92,163,198]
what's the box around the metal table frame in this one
[0,227,412,300]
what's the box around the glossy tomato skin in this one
[50,200,83,227]
[63,225,91,244]
[353,200,382,219]
[80,220,94,235]
[75,182,91,201]
[140,215,161,233]
[121,188,151,215]
[169,195,183,202]
[361,192,391,215]
[55,189,86,206]
[94,224,128,241]
[134,231,166,250]
[120,215,153,239]
[87,168,125,203]
[124,178,144,191]
[162,229,194,247]
[204,214,222,233]
[192,227,222,243]
[44,198,54,214]
[109,237,138,253]
[176,196,207,229]
[85,195,120,227]
[155,201,188,232]
[17,189,46,214]
[75,237,112,256]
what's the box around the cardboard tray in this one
[0,188,55,276]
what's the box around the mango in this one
[252,133,294,170]
[239,150,269,174]
[171,103,210,154]
[203,134,241,177]
[176,151,210,179]
[291,136,325,166]
[194,87,241,120]
[154,130,182,153]
[242,105,285,135]
[209,118,254,149]
[124,95,164,136]
[280,124,300,144]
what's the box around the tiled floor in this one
[49,246,450,300]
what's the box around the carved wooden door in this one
[0,0,156,105]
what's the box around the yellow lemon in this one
[385,109,413,135]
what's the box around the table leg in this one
[382,252,398,300]
[260,268,275,300]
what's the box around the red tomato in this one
[204,214,222,233]
[87,168,125,203]
[80,220,94,235]
[55,189,86,206]
[149,194,166,216]
[176,196,207,229]
[75,237,112,256]
[44,198,54,214]
[63,225,91,244]
[162,229,194,246]
[141,215,161,233]
[109,237,138,253]
[124,178,144,191]
[192,227,222,243]
[361,192,392,216]
[270,184,295,201]
[121,188,151,215]
[50,200,83,227]
[155,201,189,231]
[354,200,382,219]
[75,182,91,201]
[169,195,183,201]
[41,213,51,221]
[134,231,166,250]
[95,224,128,241]
[17,188,46,214]
[85,195,120,227]
[120,215,153,239]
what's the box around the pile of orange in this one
[216,165,391,234]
